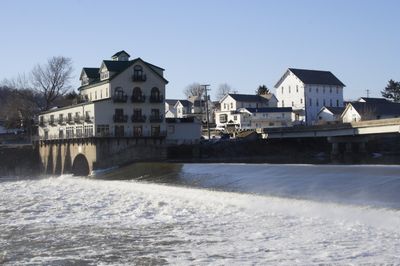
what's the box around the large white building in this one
[38,50,168,140]
[274,68,345,124]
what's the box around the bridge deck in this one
[261,118,400,139]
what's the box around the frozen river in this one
[1,163,400,265]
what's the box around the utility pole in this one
[202,84,211,140]
[366,89,370,98]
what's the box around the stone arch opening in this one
[72,154,90,176]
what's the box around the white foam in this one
[1,176,400,264]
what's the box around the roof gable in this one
[80,67,100,80]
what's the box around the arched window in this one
[132,87,144,102]
[113,87,127,102]
[115,87,124,97]
[151,87,160,97]
[133,65,146,81]
[150,87,162,102]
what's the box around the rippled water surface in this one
[1,163,400,265]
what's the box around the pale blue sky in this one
[1,0,399,100]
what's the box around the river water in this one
[1,163,400,265]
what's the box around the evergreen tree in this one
[256,85,270,95]
[381,79,400,102]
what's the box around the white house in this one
[316,106,345,124]
[175,100,192,118]
[215,93,288,129]
[38,50,168,140]
[165,99,179,118]
[274,68,345,124]
[341,102,400,123]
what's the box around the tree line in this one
[0,56,75,129]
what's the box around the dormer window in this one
[101,71,109,80]
[82,77,89,86]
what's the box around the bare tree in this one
[31,56,73,110]
[216,83,232,100]
[183,82,204,98]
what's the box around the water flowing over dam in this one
[1,163,399,264]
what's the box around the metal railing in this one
[131,95,146,103]
[113,94,128,103]
[113,114,128,123]
[131,115,146,123]
[132,74,147,82]
[149,115,163,123]
[39,130,167,140]
[149,95,164,103]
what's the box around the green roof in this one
[82,67,100,79]
[78,57,168,91]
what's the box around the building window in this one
[84,125,93,137]
[150,87,162,102]
[282,113,285,118]
[289,86,291,94]
[66,126,74,138]
[296,85,299,93]
[76,126,83,137]
[224,103,227,110]
[230,102,233,109]
[133,126,142,137]
[282,100,285,107]
[330,86,332,93]
[309,98,312,106]
[115,125,124,137]
[336,99,339,107]
[95,91,97,100]
[323,86,326,94]
[292,101,294,107]
[330,99,333,107]
[151,125,161,137]
[133,65,146,81]
[316,99,319,107]
[323,99,326,106]
[316,87,319,93]
[132,87,144,102]
[300,98,303,104]
[219,114,227,123]
[100,71,109,80]
[309,87,311,93]
[233,115,237,121]
[96,125,110,137]
[336,87,339,94]
[281,86,284,94]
